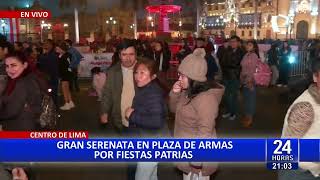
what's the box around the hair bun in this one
[193,48,206,58]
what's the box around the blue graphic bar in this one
[266,162,299,170]
[266,139,299,162]
[0,139,318,162]
[0,139,265,162]
[300,139,320,162]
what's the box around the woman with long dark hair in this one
[169,48,224,179]
[240,40,260,128]
[56,42,75,110]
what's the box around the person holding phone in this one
[169,48,225,179]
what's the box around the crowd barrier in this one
[289,51,310,77]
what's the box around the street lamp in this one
[147,15,153,32]
[63,23,69,39]
[1,19,6,35]
[40,21,51,42]
[40,21,45,42]
[178,20,182,37]
[106,17,117,36]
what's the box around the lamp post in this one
[1,20,6,35]
[40,21,51,42]
[129,23,136,38]
[147,15,152,34]
[179,20,182,37]
[40,21,45,42]
[64,23,69,40]
[106,17,117,36]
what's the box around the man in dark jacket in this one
[146,41,170,72]
[220,36,245,120]
[37,39,59,106]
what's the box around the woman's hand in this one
[247,80,254,91]
[172,81,182,93]
[100,113,108,124]
[12,168,28,180]
[125,107,134,120]
[190,167,201,174]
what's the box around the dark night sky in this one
[0,0,196,17]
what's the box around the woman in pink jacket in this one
[169,48,225,179]
[240,40,260,128]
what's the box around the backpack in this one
[254,60,272,86]
[39,92,58,130]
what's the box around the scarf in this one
[4,69,30,96]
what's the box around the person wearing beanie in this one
[169,48,225,179]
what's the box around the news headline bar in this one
[0,131,89,139]
[0,10,51,18]
[0,138,318,162]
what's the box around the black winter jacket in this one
[220,47,245,80]
[0,73,42,130]
[128,80,167,137]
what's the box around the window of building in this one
[249,31,252,36]
[257,30,260,37]
[208,5,212,11]
[221,5,225,9]
[241,3,245,8]
[258,1,261,6]
[249,2,253,7]
[242,31,245,37]
[215,5,219,10]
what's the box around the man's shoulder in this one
[108,63,121,72]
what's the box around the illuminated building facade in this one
[201,0,320,39]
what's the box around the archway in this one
[296,20,308,39]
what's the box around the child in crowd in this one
[91,67,106,101]
[240,40,260,128]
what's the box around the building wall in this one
[202,0,320,40]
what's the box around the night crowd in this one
[0,33,320,180]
